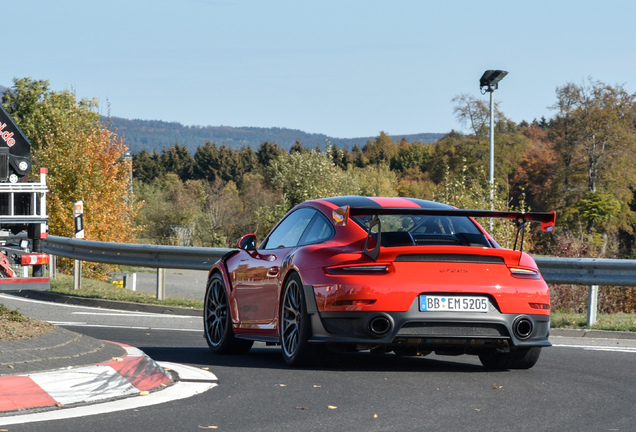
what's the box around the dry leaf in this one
[492,384,503,389]
[139,391,150,396]
[374,414,378,418]
[277,384,287,387]
[111,357,124,362]
[201,367,210,370]
[475,409,483,412]
[198,426,219,430]
[328,405,337,410]
[313,385,321,388]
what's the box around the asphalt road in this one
[1,293,635,432]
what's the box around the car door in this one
[232,207,317,328]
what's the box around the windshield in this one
[352,214,491,247]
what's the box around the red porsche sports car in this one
[204,196,556,369]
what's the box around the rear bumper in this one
[304,284,551,351]
[0,277,50,291]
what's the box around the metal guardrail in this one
[42,236,635,325]
[43,235,234,271]
[534,257,636,286]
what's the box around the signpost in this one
[73,201,84,289]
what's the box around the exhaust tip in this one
[513,317,534,340]
[368,314,393,337]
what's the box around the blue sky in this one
[5,0,635,138]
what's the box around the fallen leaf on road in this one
[328,405,337,410]
[492,384,503,389]
[140,391,150,396]
[198,426,218,429]
[277,384,287,387]
[111,357,124,362]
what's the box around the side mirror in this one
[238,233,257,250]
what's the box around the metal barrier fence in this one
[43,236,636,325]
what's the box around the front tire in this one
[479,347,542,370]
[280,273,314,366]
[204,273,253,355]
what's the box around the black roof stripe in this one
[320,196,453,210]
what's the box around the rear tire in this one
[280,273,314,366]
[479,347,542,370]
[204,273,253,355]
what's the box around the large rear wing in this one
[331,205,556,260]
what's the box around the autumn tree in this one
[2,77,137,277]
[134,174,205,245]
[267,150,356,209]
[452,93,505,143]
[550,79,636,238]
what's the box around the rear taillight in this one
[509,267,540,279]
[325,264,390,275]
[333,299,377,306]
[21,254,50,266]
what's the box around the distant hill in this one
[104,117,445,154]
[0,84,445,154]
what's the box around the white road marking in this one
[0,362,217,426]
[71,311,195,318]
[552,344,636,353]
[46,321,202,332]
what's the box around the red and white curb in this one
[0,362,217,425]
[0,342,173,413]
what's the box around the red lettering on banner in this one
[0,123,16,147]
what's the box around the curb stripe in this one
[0,376,57,411]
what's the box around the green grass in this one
[550,312,636,332]
[48,275,634,331]
[50,274,204,310]
[0,304,27,322]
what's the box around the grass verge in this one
[50,274,204,310]
[550,311,635,332]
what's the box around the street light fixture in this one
[479,70,508,214]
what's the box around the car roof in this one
[314,196,454,210]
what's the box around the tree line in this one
[133,78,636,264]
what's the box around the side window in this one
[262,208,316,249]
[299,212,334,246]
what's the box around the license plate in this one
[419,295,489,312]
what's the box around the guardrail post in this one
[587,285,599,326]
[123,273,137,291]
[49,254,56,279]
[157,268,165,300]
[73,259,81,290]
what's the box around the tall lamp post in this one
[479,70,508,212]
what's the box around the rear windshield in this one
[352,214,491,247]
